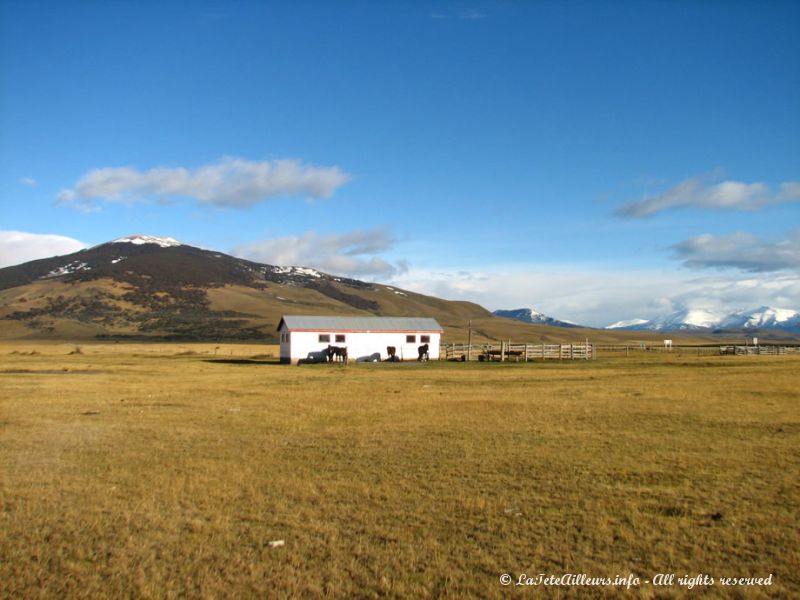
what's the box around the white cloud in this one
[19,177,37,186]
[57,157,351,210]
[390,265,800,328]
[616,174,800,217]
[669,274,800,314]
[672,230,800,272]
[233,229,409,279]
[0,231,87,268]
[779,181,800,200]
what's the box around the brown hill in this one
[0,235,762,344]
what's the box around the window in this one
[335,334,346,343]
[420,335,430,343]
[406,335,416,343]
[319,334,330,343]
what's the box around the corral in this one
[444,341,595,361]
[1,342,799,598]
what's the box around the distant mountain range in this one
[492,308,581,328]
[494,305,800,334]
[606,306,800,333]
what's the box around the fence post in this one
[467,320,472,362]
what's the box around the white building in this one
[277,316,443,364]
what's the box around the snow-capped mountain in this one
[652,308,723,331]
[606,306,800,332]
[0,233,360,291]
[606,318,650,330]
[0,233,495,341]
[493,307,581,328]
[718,306,799,330]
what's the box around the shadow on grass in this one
[203,359,282,366]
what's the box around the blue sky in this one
[1,1,799,326]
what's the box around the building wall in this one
[279,327,291,363]
[278,325,440,363]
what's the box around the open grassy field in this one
[1,342,798,598]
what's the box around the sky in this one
[1,0,799,327]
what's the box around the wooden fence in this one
[595,344,721,356]
[442,342,595,362]
[595,344,800,357]
[719,345,800,356]
[440,342,799,361]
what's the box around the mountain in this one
[652,308,723,331]
[0,234,489,340]
[718,306,800,331]
[493,307,580,328]
[606,306,800,333]
[1,234,614,343]
[605,318,650,330]
[4,234,783,343]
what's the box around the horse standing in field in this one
[386,346,399,362]
[417,343,429,362]
[327,345,348,365]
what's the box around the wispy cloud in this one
[19,177,37,187]
[0,230,86,268]
[616,174,800,218]
[430,9,487,20]
[57,157,351,210]
[233,228,409,279]
[671,230,800,273]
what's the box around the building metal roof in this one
[278,315,443,333]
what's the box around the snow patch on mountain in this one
[606,318,650,330]
[111,234,182,247]
[43,261,92,278]
[271,266,322,278]
[654,308,722,330]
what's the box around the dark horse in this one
[386,346,400,362]
[327,345,348,365]
[417,343,429,362]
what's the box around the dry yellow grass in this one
[1,343,798,598]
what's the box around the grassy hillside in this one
[1,277,761,345]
